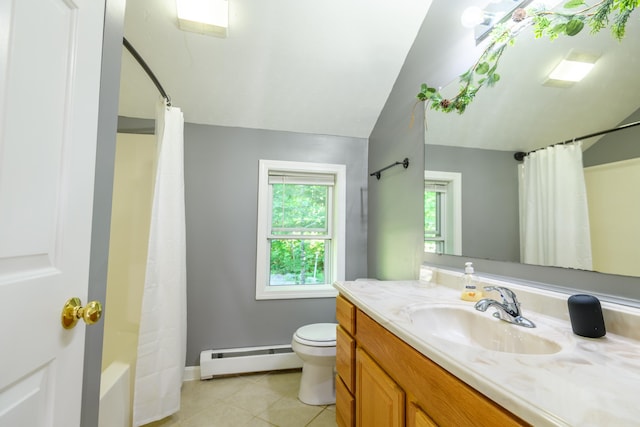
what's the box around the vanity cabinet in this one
[336,295,356,427]
[336,294,531,427]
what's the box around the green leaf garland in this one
[417,0,638,114]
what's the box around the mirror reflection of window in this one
[424,182,446,254]
[424,171,462,256]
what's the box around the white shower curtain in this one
[133,101,187,427]
[518,141,592,270]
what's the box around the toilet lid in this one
[295,323,337,347]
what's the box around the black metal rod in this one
[370,158,409,180]
[514,120,640,161]
[123,37,171,106]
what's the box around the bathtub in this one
[99,362,131,427]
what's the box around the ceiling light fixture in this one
[176,0,228,37]
[548,60,594,82]
[544,52,598,86]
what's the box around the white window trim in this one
[256,159,345,300]
[425,170,462,256]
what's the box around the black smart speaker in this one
[567,294,606,338]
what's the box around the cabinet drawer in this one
[336,325,355,392]
[336,294,356,335]
[336,375,355,427]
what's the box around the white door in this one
[0,0,106,425]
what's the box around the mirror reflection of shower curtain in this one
[133,101,186,427]
[518,141,593,270]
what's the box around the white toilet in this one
[291,323,338,405]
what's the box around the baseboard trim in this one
[183,366,201,382]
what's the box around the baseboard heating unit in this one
[199,344,302,379]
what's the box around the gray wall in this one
[367,0,475,280]
[425,145,519,262]
[184,124,368,365]
[117,115,154,134]
[583,107,640,167]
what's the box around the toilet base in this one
[298,363,336,405]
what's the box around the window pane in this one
[271,184,328,235]
[269,239,328,285]
[424,190,441,238]
[424,240,444,253]
[425,187,445,254]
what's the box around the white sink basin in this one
[408,305,563,355]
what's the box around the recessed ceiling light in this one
[544,52,598,87]
[176,0,229,37]
[548,59,595,82]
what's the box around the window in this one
[424,171,462,256]
[256,160,345,299]
[424,182,446,253]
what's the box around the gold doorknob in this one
[61,297,103,329]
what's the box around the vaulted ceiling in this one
[118,0,432,139]
[118,0,640,152]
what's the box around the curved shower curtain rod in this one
[514,120,640,161]
[122,37,171,106]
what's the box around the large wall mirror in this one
[424,13,640,280]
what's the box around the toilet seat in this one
[294,323,337,347]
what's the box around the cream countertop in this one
[334,272,640,426]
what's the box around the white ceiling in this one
[119,0,640,150]
[424,4,640,153]
[118,0,433,138]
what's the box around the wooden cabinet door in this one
[407,402,438,427]
[336,375,355,427]
[337,325,356,392]
[356,348,405,427]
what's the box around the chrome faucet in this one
[474,286,535,328]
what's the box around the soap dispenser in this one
[460,262,482,302]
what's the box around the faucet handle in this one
[483,286,520,312]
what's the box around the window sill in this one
[256,284,338,300]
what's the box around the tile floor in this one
[144,370,337,427]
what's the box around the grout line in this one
[304,406,332,426]
[144,370,338,427]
